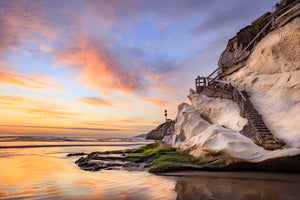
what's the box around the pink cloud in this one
[0,0,59,53]
[76,97,114,107]
[56,37,145,95]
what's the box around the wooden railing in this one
[195,72,286,150]
[237,2,300,59]
[195,76,247,116]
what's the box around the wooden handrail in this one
[237,2,300,59]
[275,2,300,21]
[237,20,272,58]
[197,77,247,101]
[207,67,220,78]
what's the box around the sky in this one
[0,0,278,137]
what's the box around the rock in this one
[146,120,175,140]
[237,25,256,49]
[134,134,147,138]
[67,152,86,157]
[75,157,85,164]
[75,155,126,171]
[74,149,145,171]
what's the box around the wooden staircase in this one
[195,69,285,150]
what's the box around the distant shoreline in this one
[0,143,148,149]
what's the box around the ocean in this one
[0,136,299,200]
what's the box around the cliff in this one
[146,1,300,168]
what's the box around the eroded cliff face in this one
[224,17,300,147]
[188,90,247,132]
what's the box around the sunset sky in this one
[0,0,277,136]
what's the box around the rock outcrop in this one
[147,13,300,168]
[144,1,300,172]
[218,0,300,76]
[146,120,175,140]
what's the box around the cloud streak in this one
[0,95,78,118]
[141,97,171,108]
[0,71,64,92]
[0,124,122,132]
[76,97,114,107]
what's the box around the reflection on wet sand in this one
[0,145,177,200]
[1,143,300,200]
[173,172,300,200]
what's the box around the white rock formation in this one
[169,100,300,162]
[188,90,247,132]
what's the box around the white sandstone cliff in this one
[164,17,300,162]
[225,17,300,148]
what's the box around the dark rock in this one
[76,156,126,171]
[134,134,147,138]
[146,120,175,140]
[75,150,134,171]
[87,151,101,159]
[67,152,86,157]
[237,25,255,49]
[75,157,86,164]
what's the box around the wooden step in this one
[254,125,268,128]
[196,75,284,150]
[248,114,260,116]
[249,116,263,119]
[253,125,268,128]
[255,129,270,132]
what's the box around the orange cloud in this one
[76,97,114,107]
[0,95,78,118]
[0,71,64,92]
[56,37,144,95]
[141,97,170,107]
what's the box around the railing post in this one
[195,77,198,92]
[242,99,245,116]
[229,83,233,99]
